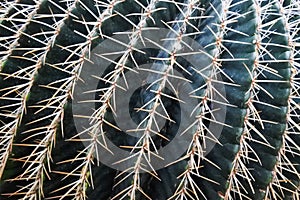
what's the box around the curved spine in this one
[238,0,292,198]
[0,0,80,198]
[169,0,227,199]
[55,1,174,199]
[0,0,41,178]
[109,1,206,199]
[264,1,300,199]
[189,0,257,198]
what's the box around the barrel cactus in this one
[0,0,299,199]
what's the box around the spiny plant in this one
[0,0,299,199]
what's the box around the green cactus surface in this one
[0,0,299,199]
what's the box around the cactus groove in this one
[0,0,299,199]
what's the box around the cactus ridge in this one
[0,0,299,200]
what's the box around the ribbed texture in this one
[0,0,299,199]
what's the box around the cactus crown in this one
[0,0,299,199]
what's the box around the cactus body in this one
[0,0,299,199]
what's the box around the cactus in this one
[0,0,299,199]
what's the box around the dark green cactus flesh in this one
[0,0,299,199]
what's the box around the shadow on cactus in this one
[0,0,300,200]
